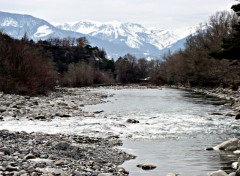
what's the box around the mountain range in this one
[0,11,199,59]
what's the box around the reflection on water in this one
[84,88,239,175]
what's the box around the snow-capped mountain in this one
[57,20,199,56]
[0,11,199,59]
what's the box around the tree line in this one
[1,6,239,95]
[158,10,240,88]
[0,31,163,95]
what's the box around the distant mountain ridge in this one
[0,11,200,59]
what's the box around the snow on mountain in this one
[0,11,199,59]
[57,20,199,58]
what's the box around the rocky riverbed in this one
[0,88,135,176]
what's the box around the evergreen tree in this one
[209,1,240,60]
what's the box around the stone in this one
[234,150,240,154]
[214,138,239,150]
[53,142,70,150]
[208,170,228,176]
[137,163,156,170]
[54,159,65,165]
[35,167,67,176]
[34,115,46,120]
[0,166,5,171]
[206,147,214,151]
[225,146,238,151]
[0,106,6,113]
[98,173,113,176]
[232,162,238,169]
[24,153,36,160]
[28,158,53,165]
[228,173,236,176]
[5,165,18,172]
[73,171,81,176]
[236,114,240,120]
[126,119,140,124]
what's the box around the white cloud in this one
[0,0,236,29]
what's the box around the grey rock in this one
[136,163,156,170]
[228,172,236,176]
[126,119,140,124]
[24,153,36,160]
[208,170,228,176]
[225,146,238,151]
[214,138,239,150]
[53,142,70,150]
[236,114,240,120]
[5,165,18,171]
[98,173,113,176]
[54,159,65,166]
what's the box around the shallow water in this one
[83,87,240,175]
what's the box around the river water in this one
[0,87,239,175]
[83,87,240,176]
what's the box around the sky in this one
[0,0,237,29]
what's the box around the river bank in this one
[0,88,135,176]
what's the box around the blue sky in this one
[0,0,236,29]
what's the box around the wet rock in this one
[236,114,240,120]
[126,119,140,124]
[208,170,228,176]
[94,110,104,114]
[137,163,156,170]
[214,138,239,150]
[206,147,214,151]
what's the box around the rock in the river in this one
[137,163,156,170]
[214,138,239,150]
[236,114,240,120]
[126,119,140,124]
[208,170,228,176]
[232,162,238,169]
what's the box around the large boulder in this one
[214,138,239,150]
[208,170,228,176]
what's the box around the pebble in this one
[0,129,134,175]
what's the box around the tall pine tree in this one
[210,1,240,60]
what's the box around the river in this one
[83,87,239,176]
[0,87,239,175]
